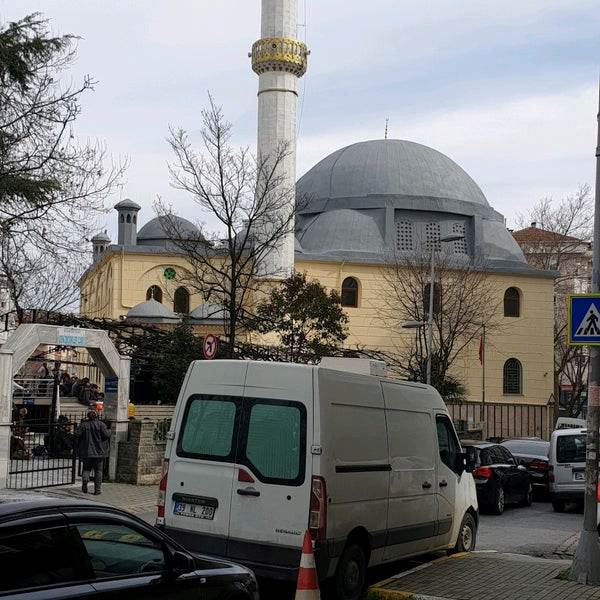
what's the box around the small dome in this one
[91,231,111,243]
[126,298,180,322]
[189,303,226,321]
[298,209,384,256]
[137,215,203,246]
[114,198,141,211]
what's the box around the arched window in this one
[120,214,124,223]
[126,213,131,223]
[146,285,163,303]
[341,277,359,307]
[174,287,190,314]
[133,215,137,224]
[504,287,520,317]
[423,282,442,315]
[503,358,522,395]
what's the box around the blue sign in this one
[568,294,600,345]
[104,377,118,394]
[57,327,86,347]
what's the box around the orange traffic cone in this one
[296,530,320,599]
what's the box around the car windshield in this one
[556,435,586,463]
[502,440,549,457]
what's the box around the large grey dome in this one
[297,139,488,208]
[138,215,203,247]
[294,139,545,276]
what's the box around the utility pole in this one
[570,83,600,585]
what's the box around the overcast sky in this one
[1,1,599,239]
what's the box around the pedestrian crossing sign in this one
[568,294,600,345]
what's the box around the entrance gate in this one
[0,324,130,489]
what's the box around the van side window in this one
[436,415,460,473]
[556,435,586,463]
[246,403,302,482]
[179,396,238,459]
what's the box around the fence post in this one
[0,349,14,489]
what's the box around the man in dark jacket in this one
[75,410,111,495]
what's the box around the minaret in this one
[114,199,141,246]
[251,0,308,277]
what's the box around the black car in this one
[0,492,259,599]
[500,438,550,496]
[463,442,532,514]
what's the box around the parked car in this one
[0,491,258,599]
[462,441,532,514]
[500,438,550,496]
[549,427,586,512]
[158,358,479,600]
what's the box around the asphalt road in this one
[259,499,584,599]
[477,499,583,557]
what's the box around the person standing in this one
[75,410,110,495]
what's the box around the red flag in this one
[479,336,484,365]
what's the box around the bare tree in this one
[0,14,125,273]
[383,250,500,400]
[156,96,298,356]
[0,234,85,320]
[516,186,593,419]
[515,184,592,278]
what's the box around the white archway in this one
[0,324,131,487]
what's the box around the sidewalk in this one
[368,552,600,600]
[43,482,158,518]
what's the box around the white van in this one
[549,428,586,512]
[157,360,478,600]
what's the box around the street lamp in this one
[403,233,466,387]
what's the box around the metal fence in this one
[8,412,109,490]
[447,402,554,441]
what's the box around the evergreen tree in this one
[252,271,349,363]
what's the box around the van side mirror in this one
[454,452,467,475]
[462,448,477,473]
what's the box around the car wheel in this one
[490,486,505,515]
[552,500,565,513]
[333,543,367,600]
[520,484,533,507]
[450,513,477,553]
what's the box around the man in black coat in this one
[75,410,111,495]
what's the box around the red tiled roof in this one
[512,226,583,244]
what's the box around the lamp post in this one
[403,233,465,386]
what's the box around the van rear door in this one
[227,362,313,569]
[165,361,248,556]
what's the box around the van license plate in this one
[574,472,585,481]
[173,502,215,520]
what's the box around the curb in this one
[366,591,451,600]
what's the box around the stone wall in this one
[116,419,166,485]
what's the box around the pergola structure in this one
[0,324,131,487]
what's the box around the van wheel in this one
[334,543,367,600]
[490,486,505,515]
[451,513,477,553]
[552,500,565,513]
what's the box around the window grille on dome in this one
[425,222,441,252]
[452,223,468,254]
[395,221,413,252]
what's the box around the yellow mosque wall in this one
[80,251,554,407]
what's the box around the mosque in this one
[79,0,554,410]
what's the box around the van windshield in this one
[556,435,586,463]
[177,394,306,486]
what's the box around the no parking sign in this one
[202,334,218,360]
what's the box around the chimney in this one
[91,230,111,263]
[114,199,141,246]
[531,221,537,228]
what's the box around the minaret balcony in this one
[251,37,308,77]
